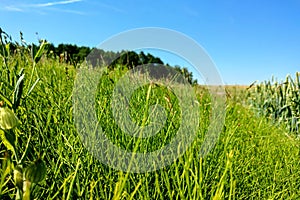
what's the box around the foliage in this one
[0,28,47,200]
[1,28,300,199]
[45,43,198,85]
[247,73,300,135]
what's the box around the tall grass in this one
[247,73,300,135]
[1,31,300,199]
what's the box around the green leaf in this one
[33,40,48,64]
[25,158,47,183]
[14,165,23,190]
[26,78,40,97]
[0,129,16,152]
[0,92,13,108]
[0,107,20,130]
[13,73,25,110]
[5,43,10,57]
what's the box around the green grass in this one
[1,43,300,199]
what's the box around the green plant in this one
[247,73,300,135]
[1,29,300,199]
[0,29,47,200]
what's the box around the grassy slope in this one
[1,61,300,199]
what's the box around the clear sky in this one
[0,0,299,85]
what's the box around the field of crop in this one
[1,31,300,199]
[247,74,300,135]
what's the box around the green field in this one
[1,32,300,199]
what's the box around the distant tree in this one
[109,51,138,69]
[1,31,197,84]
[174,65,197,85]
[145,53,164,65]
[139,51,149,64]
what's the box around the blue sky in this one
[0,0,299,85]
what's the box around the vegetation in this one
[247,73,300,135]
[1,29,300,199]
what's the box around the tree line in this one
[48,43,197,85]
[0,29,197,85]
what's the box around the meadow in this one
[1,31,300,199]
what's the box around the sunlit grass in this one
[1,37,300,199]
